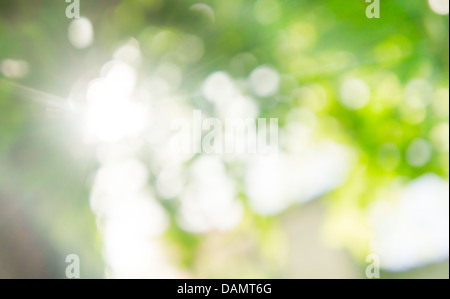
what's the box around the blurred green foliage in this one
[0,0,448,278]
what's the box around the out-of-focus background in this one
[0,0,448,279]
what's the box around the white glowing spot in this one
[202,72,236,104]
[99,61,137,99]
[177,156,243,233]
[404,78,434,109]
[428,0,449,15]
[177,200,243,234]
[87,99,146,142]
[86,75,136,108]
[245,153,294,215]
[0,59,29,78]
[216,95,259,119]
[103,194,171,278]
[406,138,433,168]
[90,158,150,215]
[84,60,144,142]
[107,193,169,238]
[246,141,353,216]
[190,3,215,22]
[283,123,311,153]
[68,17,94,49]
[144,76,172,97]
[254,0,281,25]
[90,153,175,278]
[97,159,149,192]
[291,141,353,202]
[113,39,141,64]
[339,78,371,110]
[249,66,280,98]
[95,143,140,165]
[430,123,449,153]
[156,164,185,199]
[377,143,401,172]
[104,235,168,278]
[369,174,449,271]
